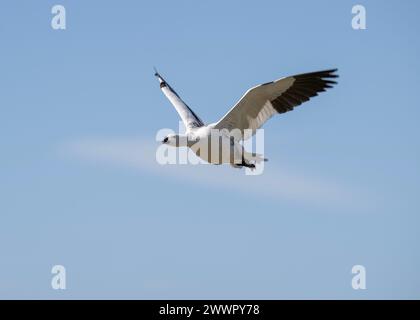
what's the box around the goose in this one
[156,69,338,169]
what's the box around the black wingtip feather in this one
[270,68,338,114]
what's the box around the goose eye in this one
[162,137,169,143]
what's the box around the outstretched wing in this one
[155,71,204,130]
[214,69,338,140]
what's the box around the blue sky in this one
[1,0,420,299]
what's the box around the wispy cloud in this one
[58,137,370,209]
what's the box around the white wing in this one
[155,71,204,129]
[214,69,338,140]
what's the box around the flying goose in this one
[156,69,338,169]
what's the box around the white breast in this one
[189,125,242,165]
